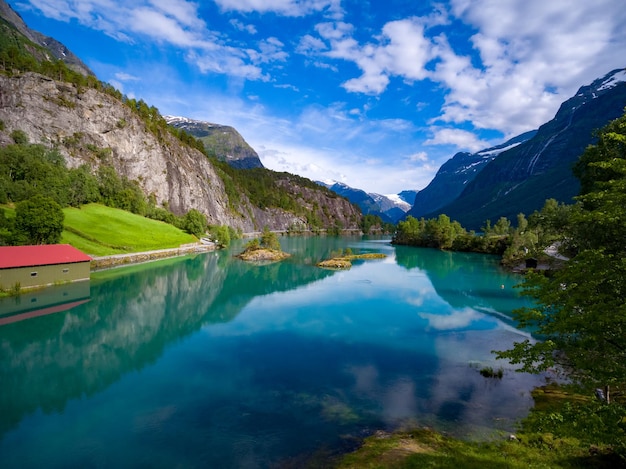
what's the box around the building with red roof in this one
[0,244,92,291]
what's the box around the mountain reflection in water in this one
[0,236,543,468]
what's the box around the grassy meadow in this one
[61,203,196,256]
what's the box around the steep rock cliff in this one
[0,72,360,231]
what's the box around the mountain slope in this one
[318,181,414,222]
[0,2,361,233]
[424,68,626,229]
[407,130,537,219]
[0,0,92,76]
[164,116,264,169]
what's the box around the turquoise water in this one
[0,236,543,468]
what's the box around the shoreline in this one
[89,242,217,271]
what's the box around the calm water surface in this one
[0,236,543,468]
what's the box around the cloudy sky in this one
[8,0,626,194]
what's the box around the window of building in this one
[62,268,69,273]
[30,272,37,277]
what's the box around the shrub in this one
[10,129,28,144]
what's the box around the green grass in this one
[61,204,196,256]
[337,427,619,469]
[337,384,625,468]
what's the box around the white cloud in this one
[425,127,490,152]
[158,93,436,192]
[214,0,343,18]
[408,152,428,163]
[302,0,626,137]
[311,18,435,95]
[296,34,328,55]
[229,19,257,34]
[114,72,140,81]
[274,83,300,92]
[187,49,266,80]
[254,37,288,64]
[26,0,284,81]
[433,0,626,135]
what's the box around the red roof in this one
[0,245,92,269]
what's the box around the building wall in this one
[0,262,90,290]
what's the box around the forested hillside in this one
[0,3,362,240]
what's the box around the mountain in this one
[398,190,419,206]
[407,131,537,219]
[164,116,264,169]
[418,68,626,229]
[0,1,361,233]
[0,1,92,76]
[319,181,416,223]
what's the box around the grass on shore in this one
[336,427,615,469]
[61,204,196,256]
[337,384,624,469]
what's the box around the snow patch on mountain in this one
[597,69,626,92]
[381,193,412,211]
[164,115,217,128]
[475,141,523,158]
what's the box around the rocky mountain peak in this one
[164,115,264,169]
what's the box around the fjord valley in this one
[1,0,626,467]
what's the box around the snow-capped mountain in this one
[407,130,537,220]
[415,68,626,229]
[164,116,264,169]
[318,181,417,222]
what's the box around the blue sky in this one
[8,0,626,194]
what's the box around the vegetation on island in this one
[236,227,290,262]
[316,247,387,270]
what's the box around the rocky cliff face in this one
[0,72,360,232]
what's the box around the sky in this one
[7,0,626,195]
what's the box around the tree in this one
[97,165,123,206]
[260,226,281,251]
[492,216,511,236]
[211,225,231,248]
[182,209,207,237]
[361,214,382,234]
[497,110,626,394]
[14,195,65,244]
[67,165,100,206]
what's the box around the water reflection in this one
[0,237,543,468]
[0,248,332,438]
[395,244,530,323]
[0,281,90,326]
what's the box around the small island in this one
[317,248,387,270]
[236,228,291,263]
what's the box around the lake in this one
[0,236,544,468]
